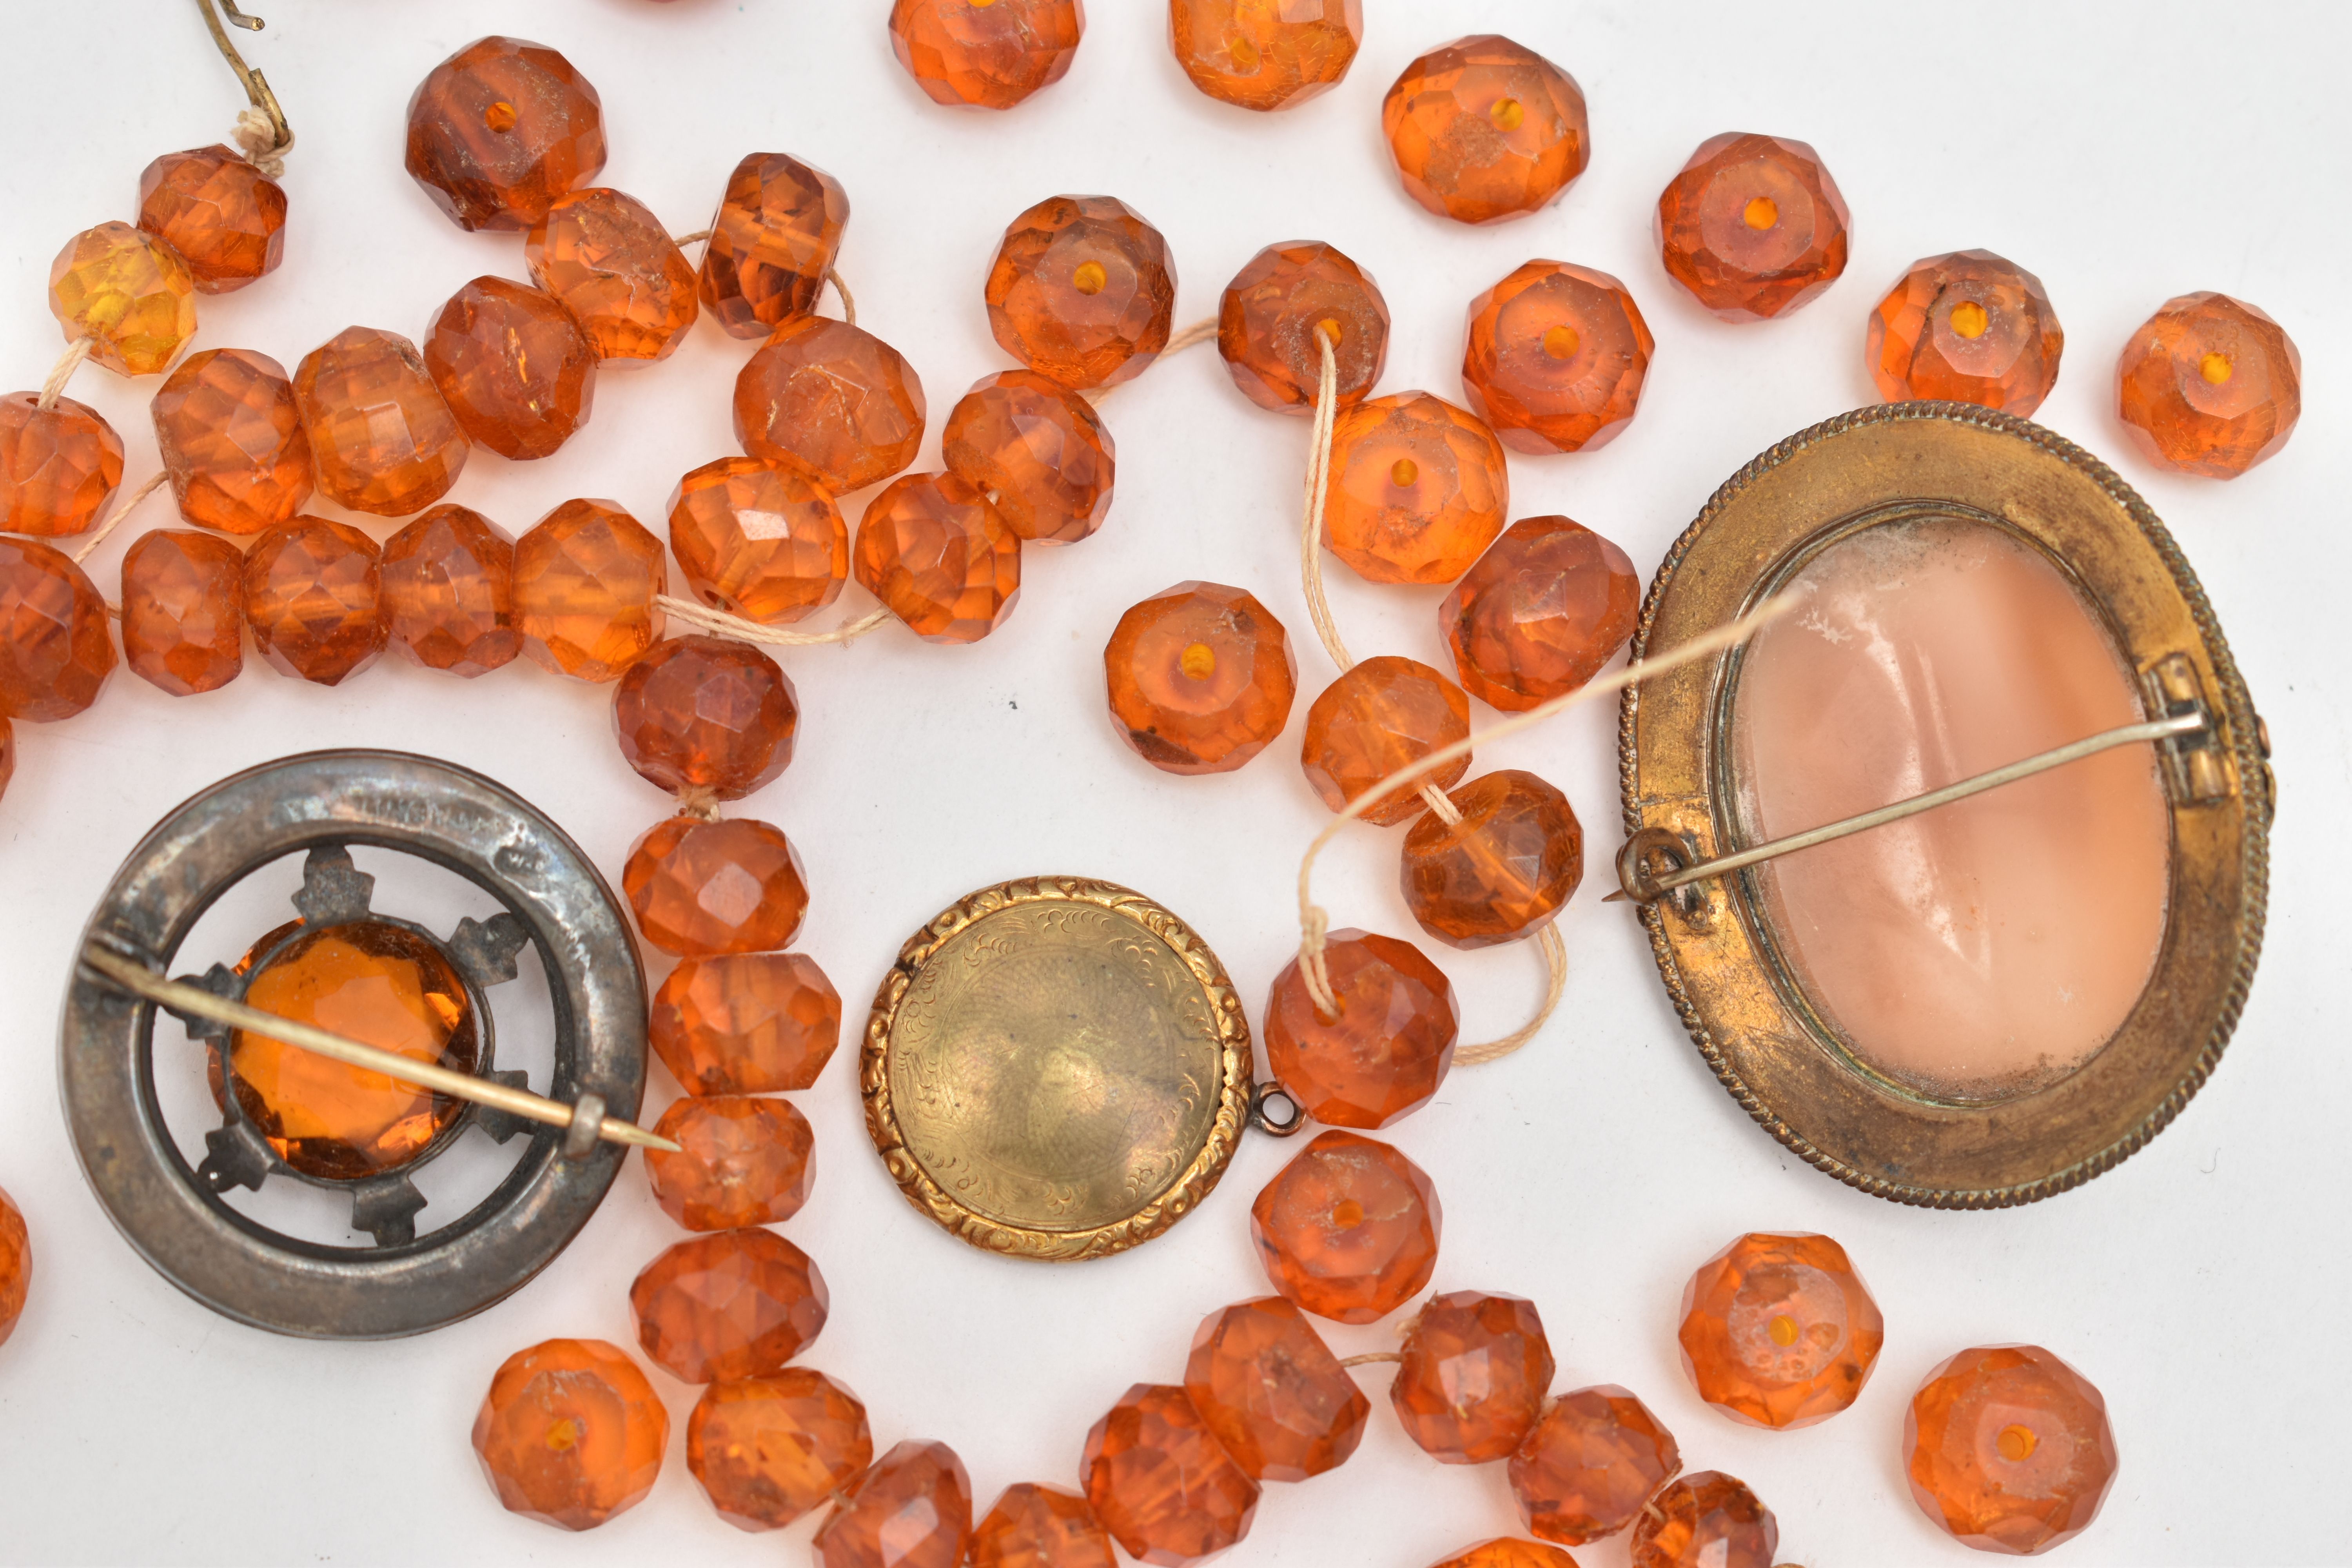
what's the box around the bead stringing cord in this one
[230,106,291,181]
[652,595,893,648]
[35,337,91,410]
[71,470,169,565]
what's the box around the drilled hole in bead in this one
[1331,1197,1366,1228]
[1390,457,1419,488]
[1949,300,1991,340]
[1996,1423,2039,1463]
[1767,1313,1800,1347]
[1072,260,1108,296]
[1744,195,1780,230]
[1489,96,1525,132]
[483,100,519,134]
[545,1417,582,1452]
[1542,324,1581,360]
[2200,350,2234,385]
[1229,35,1260,70]
[1178,641,1217,681]
[1315,318,1342,345]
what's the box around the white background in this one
[0,2,2343,1563]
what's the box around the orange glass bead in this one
[381,504,521,677]
[972,1482,1117,1568]
[1103,581,1295,775]
[472,1339,668,1532]
[1250,1128,1440,1323]
[0,1185,25,1348]
[735,316,926,495]
[526,187,700,363]
[2117,291,2301,477]
[669,456,848,624]
[1219,241,1388,415]
[1655,133,1850,321]
[514,497,667,682]
[1402,770,1583,949]
[688,1368,873,1532]
[294,327,471,517]
[1185,1296,1369,1482]
[120,530,244,696]
[405,36,606,232]
[1301,656,1471,825]
[645,1095,815,1231]
[1442,515,1639,712]
[243,516,385,686]
[1508,1385,1681,1545]
[1082,1383,1261,1565]
[1904,1344,2118,1555]
[942,370,1115,544]
[1464,261,1653,455]
[986,195,1177,391]
[0,392,122,536]
[889,0,1084,111]
[1866,249,2064,415]
[1383,36,1588,226]
[652,953,842,1095]
[1393,1291,1555,1464]
[854,473,1022,644]
[137,145,287,294]
[425,276,596,461]
[815,1440,974,1568]
[151,348,312,535]
[48,221,196,376]
[0,539,114,722]
[630,1227,829,1383]
[1324,392,1509,586]
[625,816,810,957]
[1629,1472,1776,1568]
[1171,0,1362,112]
[1264,929,1457,1129]
[1679,1231,1883,1431]
[700,152,850,340]
[614,635,798,800]
[1428,1541,1580,1568]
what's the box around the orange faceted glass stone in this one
[1867,249,2064,415]
[889,0,1084,111]
[382,505,521,677]
[514,497,666,682]
[1083,1383,1261,1565]
[137,145,287,294]
[987,195,1178,391]
[1171,0,1363,113]
[1465,261,1653,455]
[972,1481,1116,1568]
[670,455,848,623]
[1324,391,1508,586]
[631,1227,829,1384]
[0,392,122,537]
[49,221,196,377]
[816,1439,975,1568]
[406,36,606,231]
[151,348,312,535]
[1656,132,1850,321]
[626,816,810,957]
[0,1184,25,1348]
[688,1368,873,1532]
[527,187,699,363]
[121,529,244,696]
[1394,1290,1555,1464]
[1264,928,1457,1129]
[1104,581,1296,775]
[1219,241,1389,414]
[1428,1541,1580,1568]
[2117,291,2302,477]
[700,152,850,339]
[1185,1296,1369,1482]
[942,370,1115,544]
[1301,656,1471,825]
[854,473,1022,643]
[1679,1231,1883,1430]
[615,635,799,800]
[735,316,927,495]
[1251,1128,1440,1323]
[1383,36,1588,226]
[243,516,386,686]
[425,276,596,461]
[1904,1344,2119,1555]
[1630,1472,1777,1568]
[652,952,842,1094]
[472,1338,668,1532]
[646,1095,815,1231]
[294,327,471,517]
[1443,514,1639,712]
[1403,770,1584,949]
[1508,1384,1681,1545]
[0,538,116,722]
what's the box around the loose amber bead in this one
[972,1482,1117,1568]
[735,316,926,495]
[688,1368,873,1532]
[406,36,606,232]
[1324,392,1509,586]
[701,152,850,339]
[1103,581,1295,775]
[815,1440,974,1568]
[1251,1128,1440,1323]
[425,276,596,460]
[514,497,666,682]
[1300,656,1471,825]
[1508,1385,1681,1545]
[614,635,797,800]
[1679,1231,1883,1431]
[472,1339,668,1532]
[625,816,810,957]
[942,370,1115,544]
[151,347,312,535]
[1464,261,1653,455]
[1428,1541,1580,1568]
[854,473,1021,643]
[670,456,848,624]
[2117,291,2301,477]
[986,195,1177,391]
[0,539,115,722]
[1083,1383,1261,1565]
[0,1185,25,1348]
[137,145,287,294]
[1866,249,2063,415]
[646,1095,815,1231]
[1655,133,1849,321]
[1442,515,1639,712]
[0,393,122,536]
[1630,1472,1776,1568]
[526,187,699,363]
[244,516,385,686]
[1171,0,1362,112]
[381,505,521,677]
[630,1227,829,1383]
[1403,770,1583,949]
[1394,1291,1555,1464]
[889,0,1084,111]
[652,953,842,1094]
[1218,241,1388,414]
[1383,36,1588,226]
[121,530,244,696]
[294,327,471,517]
[1264,929,1457,1129]
[49,221,196,377]
[1904,1344,2118,1555]
[1185,1296,1368,1482]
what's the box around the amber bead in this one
[0,1185,25,1348]
[816,1440,975,1568]
[1905,1344,2118,1555]
[735,316,926,495]
[701,152,849,339]
[1264,929,1457,1129]
[1218,242,1388,414]
[0,393,122,537]
[1428,1541,1580,1568]
[1630,1472,1776,1568]
[1465,261,1653,456]
[626,816,809,957]
[630,1227,828,1383]
[381,505,520,677]
[646,1095,815,1231]
[151,348,312,535]
[688,1368,873,1532]
[1403,770,1583,949]
[294,327,470,517]
[242,517,383,686]
[1301,657,1471,825]
[1508,1385,1681,1545]
[614,636,798,800]
[49,222,195,377]
[942,370,1115,543]
[669,456,847,624]
[526,187,699,363]
[1442,515,1639,712]
[1867,249,2063,416]
[855,473,1021,644]
[514,497,666,682]
[472,1339,668,1532]
[1171,0,1361,112]
[1656,133,1849,321]
[652,953,842,1094]
[1394,1291,1555,1464]
[1324,392,1509,586]
[120,530,243,697]
[972,1483,1117,1568]
[986,195,1177,391]
[2117,291,2301,477]
[137,145,287,294]
[889,0,1084,111]
[1185,1296,1368,1482]
[1083,1383,1261,1565]
[1384,36,1588,226]
[1103,581,1295,775]
[0,539,115,722]
[425,276,596,461]
[406,36,606,232]
[1251,1128,1440,1323]
[1678,1231,1882,1430]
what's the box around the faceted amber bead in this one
[137,145,287,294]
[614,635,798,800]
[294,327,470,517]
[1629,1472,1776,1568]
[645,1095,815,1231]
[1325,392,1508,586]
[1508,1385,1681,1545]
[1383,36,1588,226]
[1656,133,1849,321]
[0,1184,24,1348]
[1679,1231,1884,1431]
[1867,250,2063,415]
[1251,1128,1440,1323]
[700,152,850,339]
[406,36,606,232]
[1464,261,1653,455]
[972,1483,1116,1568]
[2117,291,2301,477]
[652,953,842,1094]
[1218,242,1388,414]
[0,393,122,536]
[942,370,1115,544]
[1904,1345,2118,1555]
[815,1440,974,1568]
[986,195,1178,391]
[151,348,312,535]
[688,1368,872,1532]
[472,1339,668,1532]
[1393,1291,1555,1464]
[1185,1296,1369,1482]
[48,221,196,376]
[630,1228,829,1383]
[1402,770,1583,949]
[735,317,926,494]
[1300,656,1471,825]
[1083,1384,1261,1565]
[1442,515,1639,712]
[381,505,521,677]
[1103,581,1295,774]
[0,539,115,722]
[244,516,385,686]
[1264,929,1457,1129]
[514,497,666,681]
[121,530,244,696]
[889,0,1084,111]
[669,456,847,623]
[1428,1541,1579,1568]
[1171,0,1362,112]
[626,816,810,957]
[526,187,699,363]
[854,473,1021,643]
[425,276,596,461]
